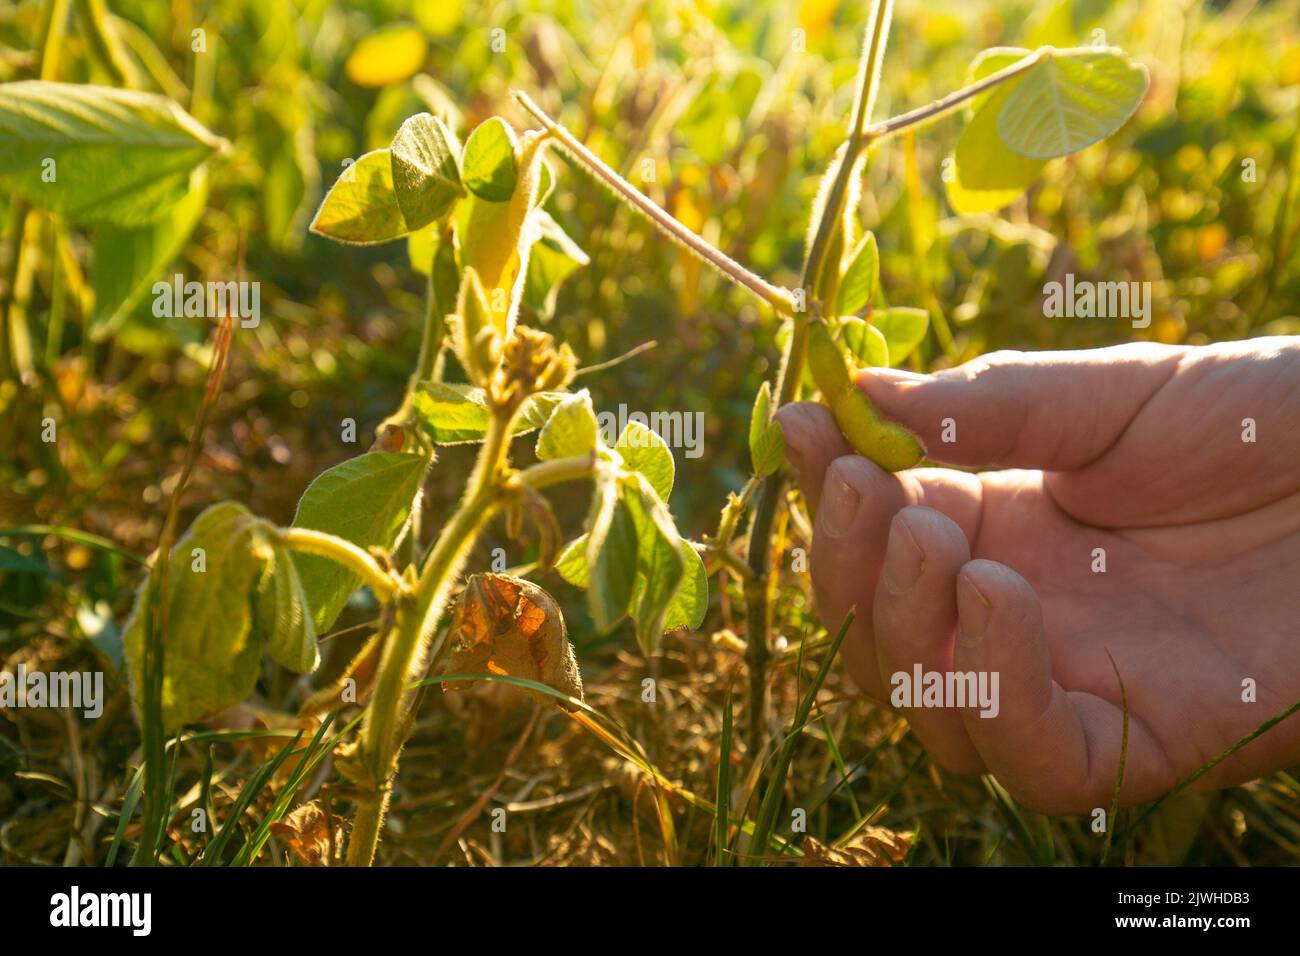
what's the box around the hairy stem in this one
[517,453,595,491]
[347,409,515,866]
[801,0,893,303]
[514,91,796,316]
[743,0,893,749]
[864,47,1050,143]
[273,527,400,602]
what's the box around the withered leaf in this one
[270,800,344,866]
[442,573,583,707]
[799,827,914,867]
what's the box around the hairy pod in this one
[453,266,498,386]
[806,319,924,472]
[459,130,549,342]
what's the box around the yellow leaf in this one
[344,25,427,88]
[798,0,840,39]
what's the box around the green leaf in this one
[840,317,889,368]
[410,232,461,367]
[533,157,556,209]
[874,308,930,366]
[461,117,518,202]
[390,112,463,230]
[408,223,436,274]
[0,544,50,575]
[836,231,879,316]
[122,503,268,730]
[251,78,319,254]
[290,452,426,632]
[555,524,707,636]
[663,539,708,633]
[522,210,589,319]
[967,47,1034,108]
[998,49,1149,160]
[748,381,785,478]
[676,63,766,165]
[253,548,319,674]
[309,148,408,245]
[616,420,674,501]
[90,172,208,340]
[1025,0,1118,48]
[945,57,1047,215]
[624,476,685,652]
[585,473,637,632]
[0,81,224,226]
[411,383,493,444]
[412,382,566,445]
[555,534,590,588]
[536,389,598,461]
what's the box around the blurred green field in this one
[1,0,1298,866]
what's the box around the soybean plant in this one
[75,0,1147,865]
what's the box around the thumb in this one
[856,343,1184,470]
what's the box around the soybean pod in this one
[806,319,924,472]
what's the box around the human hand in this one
[775,338,1300,813]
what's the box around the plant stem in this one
[413,267,445,385]
[801,0,893,304]
[864,47,1050,144]
[74,0,137,87]
[742,0,893,749]
[346,409,515,866]
[132,314,235,866]
[517,453,595,491]
[273,526,400,602]
[39,0,73,80]
[514,91,797,317]
[0,2,65,385]
[384,249,449,436]
[742,475,780,746]
[3,204,37,387]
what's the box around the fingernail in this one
[882,519,924,594]
[781,429,807,476]
[957,574,993,646]
[820,473,860,536]
[774,411,811,470]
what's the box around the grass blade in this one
[745,609,853,864]
[714,691,734,866]
[1100,650,1130,865]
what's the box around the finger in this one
[810,455,908,699]
[872,507,984,774]
[855,343,1184,471]
[776,397,987,536]
[952,560,1174,813]
[774,402,850,515]
[808,458,986,698]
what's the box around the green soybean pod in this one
[806,320,925,472]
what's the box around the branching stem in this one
[347,408,515,866]
[514,91,797,317]
[864,47,1051,143]
[742,0,893,748]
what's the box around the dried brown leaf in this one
[800,827,914,867]
[270,801,344,866]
